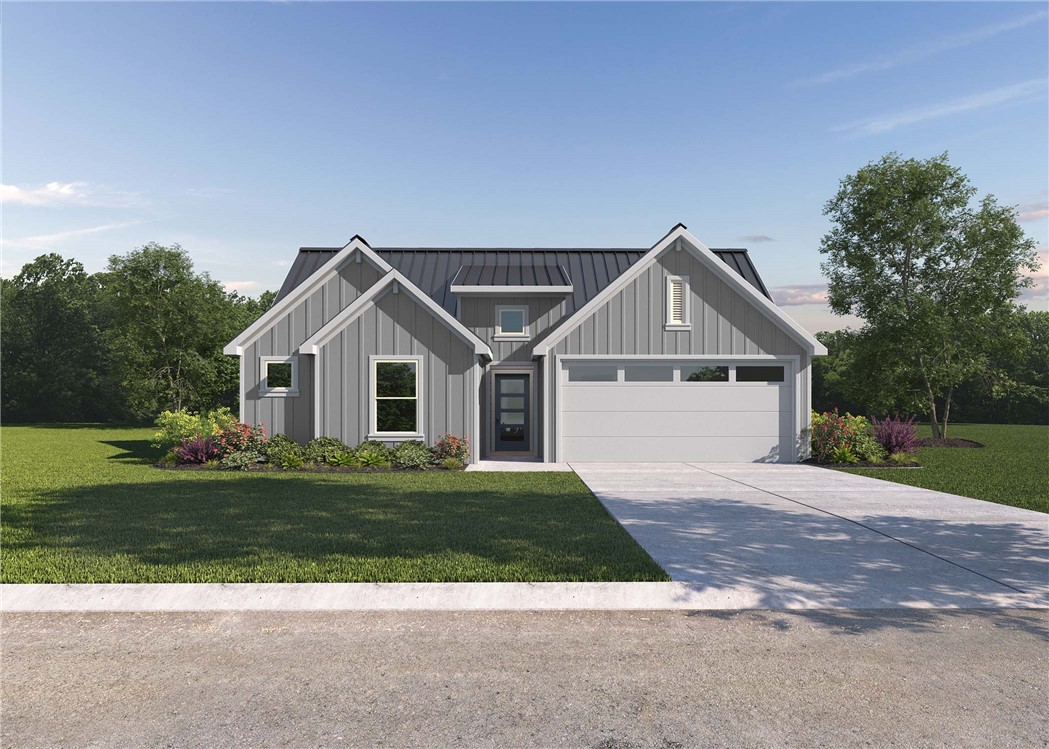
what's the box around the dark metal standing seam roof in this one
[451,262,572,288]
[272,246,773,316]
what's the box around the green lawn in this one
[841,423,1048,514]
[0,425,667,584]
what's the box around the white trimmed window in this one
[665,275,690,329]
[371,358,423,436]
[495,305,529,338]
[260,356,299,397]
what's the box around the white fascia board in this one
[299,272,396,355]
[223,238,393,356]
[450,285,574,295]
[299,268,493,359]
[532,226,827,357]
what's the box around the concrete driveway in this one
[572,463,1048,609]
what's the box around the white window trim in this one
[494,305,530,340]
[259,356,299,397]
[664,274,691,331]
[369,356,425,440]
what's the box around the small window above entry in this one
[260,356,299,397]
[665,275,690,330]
[495,305,529,338]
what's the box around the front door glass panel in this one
[494,374,529,452]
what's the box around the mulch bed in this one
[153,462,458,473]
[914,437,985,448]
[802,458,921,469]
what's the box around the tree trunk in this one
[941,386,954,439]
[918,355,941,439]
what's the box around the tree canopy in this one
[2,245,274,423]
[819,152,1039,436]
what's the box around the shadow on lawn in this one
[101,439,163,465]
[2,476,666,583]
[18,423,151,430]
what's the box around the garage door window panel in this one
[624,365,674,382]
[736,365,785,383]
[682,365,729,383]
[568,365,618,383]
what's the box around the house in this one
[225,224,827,464]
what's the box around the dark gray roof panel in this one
[271,246,773,312]
[451,262,571,288]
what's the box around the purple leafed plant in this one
[176,436,219,464]
[871,415,918,455]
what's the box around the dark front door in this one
[494,373,530,453]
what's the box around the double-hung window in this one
[372,358,422,436]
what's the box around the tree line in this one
[1,244,273,423]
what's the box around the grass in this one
[841,423,1048,514]
[0,425,668,584]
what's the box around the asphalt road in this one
[3,609,1046,748]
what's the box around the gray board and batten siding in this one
[245,240,798,461]
[541,237,811,463]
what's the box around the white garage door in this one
[559,360,795,463]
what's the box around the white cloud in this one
[1020,245,1048,304]
[831,79,1047,138]
[0,181,140,208]
[737,234,774,243]
[2,221,141,249]
[223,280,262,294]
[769,283,828,306]
[793,10,1048,87]
[1017,202,1049,222]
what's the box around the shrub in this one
[353,447,392,469]
[831,445,859,464]
[353,440,393,461]
[889,451,915,465]
[263,434,303,464]
[432,434,470,465]
[214,422,267,458]
[157,449,179,466]
[872,415,918,455]
[328,451,357,467]
[392,440,433,469]
[175,436,219,464]
[811,410,873,463]
[219,449,262,471]
[304,437,350,465]
[279,452,306,470]
[853,431,886,463]
[439,457,465,471]
[151,407,238,449]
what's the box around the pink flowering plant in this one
[431,433,470,466]
[810,409,867,463]
[213,421,267,458]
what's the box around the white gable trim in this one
[532,226,827,357]
[223,237,393,356]
[299,268,492,358]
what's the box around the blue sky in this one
[3,2,1047,332]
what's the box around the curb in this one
[2,583,1041,612]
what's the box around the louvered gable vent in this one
[666,275,689,327]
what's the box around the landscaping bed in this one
[804,458,920,469]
